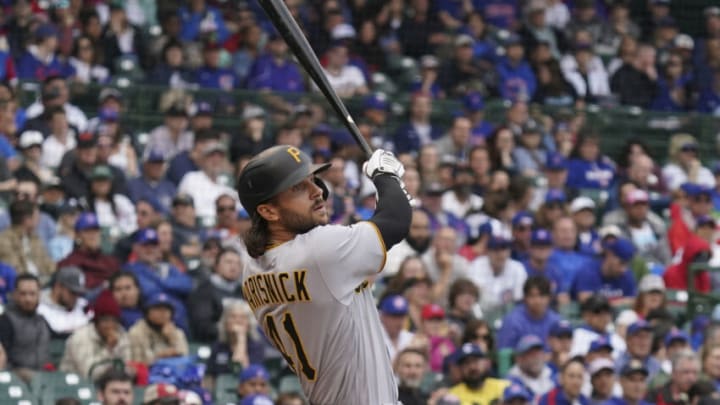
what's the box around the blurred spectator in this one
[547,320,573,373]
[58,212,120,291]
[548,216,589,297]
[16,23,72,80]
[214,194,240,238]
[569,197,599,256]
[205,300,265,382]
[699,343,720,391]
[15,130,55,184]
[178,141,237,220]
[396,0,445,59]
[109,271,143,329]
[168,193,203,265]
[662,134,716,191]
[68,35,110,85]
[179,0,230,44]
[59,132,102,199]
[40,107,76,170]
[651,52,693,112]
[24,76,88,133]
[98,120,138,180]
[0,199,54,284]
[446,278,480,340]
[513,119,546,176]
[146,104,193,161]
[608,189,670,265]
[537,358,589,405]
[394,348,429,405]
[571,238,637,305]
[663,233,712,293]
[610,44,658,108]
[237,364,271,400]
[522,228,564,297]
[383,209,432,276]
[448,343,509,403]
[631,274,668,320]
[128,292,189,364]
[617,320,662,381]
[147,40,193,88]
[519,1,566,59]
[60,290,130,381]
[395,93,442,155]
[0,274,50,383]
[0,178,57,250]
[47,202,78,261]
[646,349,700,404]
[95,368,134,405]
[501,383,533,405]
[275,393,305,405]
[566,131,615,191]
[439,34,494,98]
[587,358,616,404]
[415,303,456,373]
[497,276,560,349]
[37,265,92,337]
[565,0,604,43]
[143,383,181,405]
[441,163,481,218]
[188,249,243,342]
[229,108,270,164]
[562,41,610,104]
[467,235,527,314]
[124,228,192,331]
[246,33,305,92]
[112,198,162,264]
[609,360,651,405]
[194,41,239,91]
[127,150,177,212]
[508,334,555,396]
[87,165,137,236]
[321,41,368,98]
[570,294,626,359]
[168,129,221,186]
[497,33,537,102]
[379,294,415,362]
[102,3,146,73]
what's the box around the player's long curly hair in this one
[245,214,271,258]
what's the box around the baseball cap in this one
[522,119,540,134]
[18,130,44,149]
[379,295,409,316]
[98,88,122,103]
[75,212,100,232]
[172,194,194,207]
[581,294,611,313]
[55,266,87,295]
[455,343,485,364]
[588,336,613,353]
[135,228,159,245]
[193,101,213,117]
[638,274,665,293]
[588,358,616,377]
[240,395,274,405]
[420,55,440,69]
[664,329,689,347]
[681,182,712,198]
[603,238,636,262]
[455,34,474,47]
[143,383,179,404]
[364,93,388,111]
[331,23,356,40]
[503,383,533,402]
[549,320,573,337]
[145,149,166,163]
[620,359,649,377]
[599,224,622,240]
[487,235,512,250]
[242,105,266,120]
[239,364,270,383]
[144,292,175,311]
[423,182,445,196]
[515,334,545,354]
[697,215,716,228]
[202,141,227,156]
[92,289,121,319]
[464,92,485,112]
[99,108,119,122]
[512,211,534,228]
[545,189,567,204]
[90,165,114,181]
[673,33,694,50]
[35,23,59,39]
[706,6,720,17]
[627,320,653,336]
[545,152,567,170]
[421,303,446,320]
[626,189,649,205]
[570,196,596,214]
[311,123,333,137]
[531,228,553,246]
[76,132,97,148]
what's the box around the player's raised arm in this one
[363,149,413,249]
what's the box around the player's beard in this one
[279,205,324,234]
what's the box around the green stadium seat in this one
[277,374,302,394]
[49,338,66,366]
[133,386,145,405]
[213,373,238,405]
[419,372,442,394]
[37,372,96,405]
[496,348,514,378]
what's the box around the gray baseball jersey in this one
[241,221,399,405]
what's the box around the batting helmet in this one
[237,145,331,217]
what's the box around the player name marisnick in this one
[242,270,312,311]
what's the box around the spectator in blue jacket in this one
[194,41,239,91]
[571,238,637,306]
[393,93,443,155]
[697,67,720,115]
[463,92,495,141]
[548,216,592,299]
[496,33,537,102]
[246,32,305,92]
[523,229,565,299]
[497,276,560,349]
[566,131,616,191]
[123,228,192,333]
[16,23,73,80]
[179,0,229,43]
[127,150,177,213]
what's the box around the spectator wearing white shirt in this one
[25,76,88,132]
[41,107,77,170]
[379,294,415,363]
[145,104,194,160]
[37,266,92,338]
[467,235,527,314]
[321,42,368,98]
[441,163,483,219]
[570,294,626,360]
[178,141,238,220]
[87,165,137,237]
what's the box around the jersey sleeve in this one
[312,222,386,303]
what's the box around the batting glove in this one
[363,149,405,180]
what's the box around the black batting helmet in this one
[237,145,330,217]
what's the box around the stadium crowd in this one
[0,0,718,405]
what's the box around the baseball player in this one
[236,145,412,405]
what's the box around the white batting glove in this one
[362,149,405,180]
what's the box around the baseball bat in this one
[257,0,374,158]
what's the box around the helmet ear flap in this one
[314,177,329,200]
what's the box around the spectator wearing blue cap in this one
[522,228,564,298]
[534,151,569,208]
[497,276,560,350]
[496,33,537,102]
[127,292,189,365]
[502,382,533,405]
[127,149,176,213]
[508,334,555,396]
[683,183,716,232]
[468,234,527,314]
[392,94,444,155]
[57,212,120,290]
[537,189,568,229]
[617,321,662,382]
[237,364,271,401]
[538,358,590,405]
[379,294,415,362]
[605,360,654,405]
[245,32,305,93]
[547,320,573,375]
[16,24,72,80]
[178,0,229,43]
[194,40,239,91]
[123,228,192,333]
[571,237,638,305]
[448,343,510,404]
[510,211,534,262]
[463,92,495,140]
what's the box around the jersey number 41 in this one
[264,312,317,381]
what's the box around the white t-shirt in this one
[441,191,483,219]
[382,328,415,363]
[322,66,366,98]
[42,132,77,170]
[38,289,92,336]
[178,171,238,219]
[661,163,716,191]
[467,256,527,313]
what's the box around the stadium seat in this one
[187,342,212,363]
[0,372,33,404]
[277,374,302,394]
[133,386,145,405]
[687,263,720,320]
[213,373,238,405]
[419,372,442,394]
[496,348,514,378]
[48,338,66,366]
[36,372,96,405]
